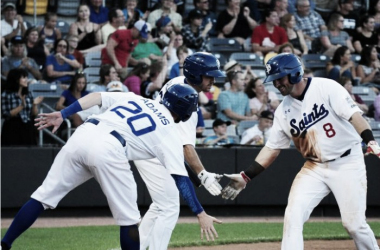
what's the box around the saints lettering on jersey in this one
[290,103,329,137]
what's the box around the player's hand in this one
[35,112,64,133]
[221,172,247,200]
[365,140,380,159]
[198,170,223,196]
[197,211,222,241]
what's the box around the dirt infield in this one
[2,216,379,249]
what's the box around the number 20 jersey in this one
[266,77,362,163]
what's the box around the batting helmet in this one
[183,52,226,85]
[161,83,199,122]
[264,53,304,84]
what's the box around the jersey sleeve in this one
[177,112,197,146]
[265,106,291,149]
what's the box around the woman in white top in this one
[244,77,279,116]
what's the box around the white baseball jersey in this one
[89,92,187,176]
[266,77,362,162]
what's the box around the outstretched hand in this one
[34,112,64,133]
[221,173,247,200]
[197,211,222,241]
[198,170,223,196]
[366,140,380,159]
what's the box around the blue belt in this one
[85,118,126,147]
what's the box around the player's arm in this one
[184,144,223,196]
[349,112,380,158]
[171,174,222,241]
[221,146,281,200]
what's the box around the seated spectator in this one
[370,0,380,30]
[203,118,237,146]
[240,110,274,145]
[339,76,369,114]
[69,5,102,51]
[102,20,148,80]
[163,33,193,76]
[24,27,49,72]
[216,0,257,45]
[182,9,212,51]
[140,57,168,99]
[192,0,218,37]
[294,0,327,53]
[147,0,182,33]
[330,0,359,38]
[123,62,150,95]
[45,39,81,84]
[217,70,257,123]
[353,15,378,54]
[101,8,126,44]
[1,2,27,43]
[326,46,356,81]
[122,0,146,29]
[321,13,355,57]
[278,42,295,54]
[153,16,174,48]
[274,0,289,18]
[1,68,44,146]
[38,12,62,52]
[2,36,42,81]
[169,45,188,79]
[223,60,257,90]
[374,92,380,121]
[88,0,109,26]
[288,0,315,14]
[66,35,85,68]
[245,77,279,115]
[280,13,308,55]
[251,9,288,56]
[87,64,127,92]
[130,29,164,66]
[356,45,380,93]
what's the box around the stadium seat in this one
[29,83,64,111]
[302,54,331,71]
[229,52,264,67]
[84,51,102,68]
[56,20,70,38]
[206,38,243,58]
[313,69,327,78]
[83,67,101,83]
[56,0,80,16]
[213,53,228,69]
[352,86,377,106]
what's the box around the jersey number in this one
[323,123,336,138]
[111,101,156,136]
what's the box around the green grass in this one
[1,222,380,249]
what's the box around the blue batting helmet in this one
[161,83,199,122]
[264,53,304,84]
[183,52,226,85]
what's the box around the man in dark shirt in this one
[330,0,359,37]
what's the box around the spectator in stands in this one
[147,0,182,33]
[374,92,380,121]
[24,27,49,72]
[356,45,380,93]
[280,13,308,55]
[102,20,149,80]
[370,0,380,29]
[216,0,257,45]
[2,36,42,81]
[45,39,81,85]
[321,13,355,57]
[326,46,356,81]
[1,2,27,44]
[278,42,295,54]
[339,76,369,114]
[38,12,62,52]
[140,58,168,99]
[294,0,327,53]
[101,8,126,44]
[122,0,148,29]
[123,62,150,95]
[56,72,89,127]
[217,70,257,123]
[182,9,212,52]
[245,77,279,116]
[169,45,188,79]
[331,0,359,38]
[152,16,173,48]
[203,118,237,146]
[223,60,257,90]
[353,15,379,54]
[66,35,85,68]
[1,68,44,146]
[240,110,274,145]
[251,9,288,56]
[274,0,289,18]
[69,5,102,51]
[163,33,193,76]
[88,0,109,25]
[86,64,127,92]
[288,0,315,14]
[192,0,218,37]
[130,28,164,66]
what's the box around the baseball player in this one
[135,52,226,250]
[1,84,217,250]
[221,53,380,250]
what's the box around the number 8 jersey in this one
[266,78,363,163]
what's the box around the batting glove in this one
[365,140,380,159]
[221,172,248,200]
[198,170,223,196]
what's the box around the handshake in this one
[198,170,249,200]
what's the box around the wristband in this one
[360,129,375,144]
[240,171,251,183]
[60,101,82,120]
[244,160,265,180]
